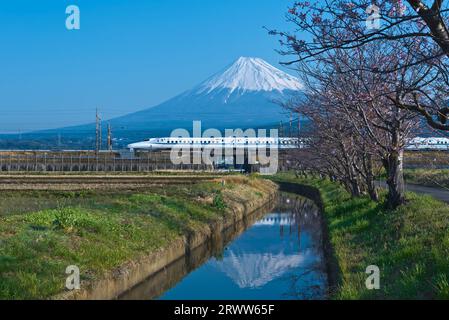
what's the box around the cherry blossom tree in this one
[283,40,420,208]
[270,0,449,130]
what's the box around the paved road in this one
[377,181,449,203]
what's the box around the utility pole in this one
[298,111,301,138]
[279,121,284,137]
[95,108,101,154]
[289,112,293,138]
[99,117,102,151]
[107,123,112,151]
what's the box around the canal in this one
[119,192,328,300]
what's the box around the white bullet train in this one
[127,136,449,152]
[406,137,449,151]
[127,137,303,151]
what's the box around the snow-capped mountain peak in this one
[197,57,303,94]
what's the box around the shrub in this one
[213,193,226,210]
[26,207,101,233]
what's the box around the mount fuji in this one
[102,57,303,142]
[196,57,302,96]
[2,57,303,149]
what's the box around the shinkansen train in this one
[406,137,449,151]
[127,136,449,152]
[127,137,303,151]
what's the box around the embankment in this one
[0,175,277,299]
[272,173,449,299]
[56,177,277,300]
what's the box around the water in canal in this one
[119,193,328,300]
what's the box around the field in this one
[0,173,223,191]
[0,175,276,299]
[404,150,449,169]
[272,173,449,299]
[404,169,449,189]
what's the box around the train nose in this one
[127,142,142,150]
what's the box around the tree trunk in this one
[365,154,379,202]
[367,179,379,202]
[350,180,362,197]
[383,150,406,209]
[349,164,361,197]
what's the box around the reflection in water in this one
[212,251,307,289]
[119,193,327,300]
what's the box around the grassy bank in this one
[272,173,449,299]
[404,169,449,189]
[0,175,276,299]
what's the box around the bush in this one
[213,193,226,210]
[26,207,101,233]
[53,208,101,233]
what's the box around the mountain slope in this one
[106,57,303,139]
[4,57,303,149]
[196,57,303,95]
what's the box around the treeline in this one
[273,1,449,208]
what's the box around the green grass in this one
[0,176,275,299]
[404,168,449,189]
[272,172,449,299]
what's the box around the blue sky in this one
[0,0,295,132]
